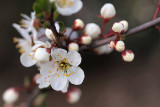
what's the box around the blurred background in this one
[0,0,160,106]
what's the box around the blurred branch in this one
[80,17,160,51]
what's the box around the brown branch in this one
[80,17,160,51]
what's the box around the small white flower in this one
[115,41,125,52]
[122,49,134,62]
[84,23,101,39]
[68,42,79,51]
[109,41,116,48]
[66,87,81,104]
[20,41,51,67]
[20,11,36,32]
[94,44,113,55]
[119,20,128,32]
[112,22,124,33]
[45,28,56,40]
[3,88,19,104]
[80,35,92,45]
[100,3,116,19]
[37,48,85,92]
[50,0,83,16]
[73,19,84,30]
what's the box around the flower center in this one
[57,58,72,73]
[55,0,73,8]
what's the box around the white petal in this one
[61,81,69,93]
[37,75,52,89]
[40,61,58,77]
[51,76,68,91]
[51,48,67,61]
[32,27,38,41]
[55,22,60,33]
[20,52,37,67]
[12,24,32,43]
[56,0,83,16]
[68,66,84,85]
[67,51,81,66]
[21,13,31,20]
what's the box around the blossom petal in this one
[51,48,67,61]
[67,51,81,66]
[68,66,84,85]
[61,81,69,93]
[37,75,52,89]
[51,76,68,91]
[20,52,37,67]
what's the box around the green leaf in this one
[53,11,59,20]
[58,21,65,33]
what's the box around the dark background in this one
[0,0,160,107]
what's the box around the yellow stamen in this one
[38,68,40,71]
[49,71,51,73]
[13,37,18,43]
[19,49,24,54]
[52,64,54,68]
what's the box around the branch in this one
[80,17,160,51]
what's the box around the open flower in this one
[50,0,83,16]
[36,48,85,92]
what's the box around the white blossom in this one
[119,20,129,32]
[109,41,115,48]
[100,3,116,19]
[84,23,101,39]
[115,41,125,52]
[94,44,113,55]
[112,22,124,33]
[36,48,84,92]
[73,19,84,30]
[50,0,83,16]
[45,28,56,40]
[68,42,79,51]
[3,88,19,104]
[80,35,92,45]
[122,49,134,62]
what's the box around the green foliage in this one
[58,21,65,33]
[54,11,59,20]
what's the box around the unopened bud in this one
[100,3,116,19]
[73,19,84,30]
[68,43,79,51]
[109,41,115,48]
[3,88,19,104]
[80,35,92,45]
[119,20,128,32]
[115,41,125,52]
[112,22,124,33]
[45,28,56,40]
[84,23,101,39]
[34,48,50,63]
[66,87,81,104]
[122,49,134,62]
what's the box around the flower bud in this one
[84,23,101,39]
[119,20,128,32]
[34,48,50,63]
[122,49,134,62]
[115,41,125,52]
[94,44,113,55]
[68,43,79,51]
[66,87,81,104]
[109,41,115,48]
[112,22,124,33]
[100,3,116,19]
[80,35,92,45]
[73,19,84,30]
[3,88,19,104]
[45,28,56,40]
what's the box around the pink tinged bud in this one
[68,42,79,51]
[80,35,92,45]
[73,19,84,30]
[112,22,124,33]
[109,41,116,48]
[122,49,134,62]
[100,3,116,19]
[115,41,125,52]
[66,87,81,104]
[119,20,128,32]
[3,88,19,104]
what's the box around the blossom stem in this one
[103,31,115,38]
[68,29,74,40]
[101,19,109,37]
[153,0,160,20]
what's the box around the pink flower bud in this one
[119,20,128,32]
[80,35,92,45]
[122,49,134,62]
[3,88,19,104]
[73,19,84,30]
[112,22,124,33]
[66,87,81,104]
[109,41,115,48]
[115,41,125,52]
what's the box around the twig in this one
[80,17,160,51]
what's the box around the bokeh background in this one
[0,0,160,106]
